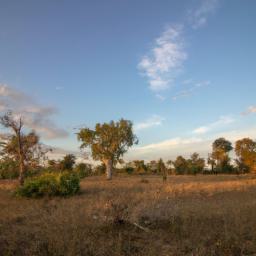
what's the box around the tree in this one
[188,152,205,175]
[0,112,26,185]
[77,119,138,180]
[212,138,233,173]
[173,156,188,175]
[133,160,147,174]
[60,154,76,171]
[146,160,158,174]
[235,138,256,173]
[157,158,167,181]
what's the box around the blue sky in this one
[0,0,256,160]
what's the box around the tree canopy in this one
[77,119,138,179]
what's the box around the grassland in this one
[1,174,256,256]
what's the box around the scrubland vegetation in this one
[1,175,256,255]
[1,113,256,255]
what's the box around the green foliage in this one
[0,158,19,179]
[77,119,138,162]
[125,166,134,174]
[58,172,80,196]
[74,163,92,178]
[59,154,76,171]
[211,138,233,173]
[16,172,80,198]
[235,138,256,173]
[93,164,106,175]
[173,153,205,175]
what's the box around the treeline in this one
[0,113,256,186]
[121,137,256,175]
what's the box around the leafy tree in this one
[133,160,147,174]
[60,154,76,171]
[173,156,188,175]
[77,119,138,179]
[188,152,205,174]
[212,138,233,173]
[146,160,158,174]
[235,138,256,173]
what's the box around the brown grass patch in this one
[0,175,256,255]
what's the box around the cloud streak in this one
[188,0,219,29]
[138,25,187,92]
[134,115,165,131]
[193,116,235,134]
[241,106,256,116]
[0,84,68,139]
[172,80,210,100]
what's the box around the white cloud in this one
[193,116,235,134]
[241,106,256,116]
[155,94,166,101]
[0,84,68,139]
[188,0,219,29]
[138,25,187,92]
[134,115,165,131]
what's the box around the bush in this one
[58,172,80,196]
[17,172,80,198]
[75,163,92,178]
[0,158,19,179]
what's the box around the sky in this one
[0,0,256,161]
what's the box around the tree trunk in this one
[104,159,113,180]
[19,158,25,186]
[16,130,25,186]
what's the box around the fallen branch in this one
[133,222,151,233]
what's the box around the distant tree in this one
[157,158,167,181]
[59,154,76,171]
[173,156,188,175]
[212,138,233,173]
[207,153,216,173]
[75,162,92,178]
[235,138,256,173]
[166,160,175,175]
[77,119,138,180]
[133,160,147,174]
[146,160,158,174]
[188,152,205,175]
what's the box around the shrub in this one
[0,158,19,179]
[75,163,92,178]
[58,172,80,196]
[16,172,80,198]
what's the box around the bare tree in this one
[0,111,25,185]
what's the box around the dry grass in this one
[1,174,256,255]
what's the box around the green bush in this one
[74,163,92,178]
[58,172,80,196]
[0,158,19,179]
[16,172,80,198]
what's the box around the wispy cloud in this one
[193,116,235,134]
[138,25,187,92]
[172,80,210,100]
[241,106,256,116]
[126,127,256,161]
[0,84,68,139]
[134,115,165,131]
[188,0,219,29]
